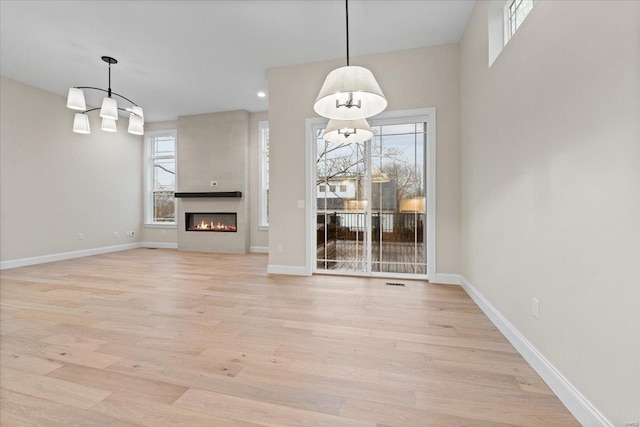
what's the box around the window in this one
[319,185,326,192]
[145,130,176,225]
[339,185,347,192]
[488,0,534,66]
[505,0,533,42]
[259,121,269,229]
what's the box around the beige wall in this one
[249,111,269,251]
[460,1,640,423]
[267,44,461,274]
[0,76,143,262]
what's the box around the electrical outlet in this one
[126,231,135,237]
[210,180,218,187]
[297,200,305,208]
[78,232,84,240]
[532,298,540,319]
[277,244,283,253]
[113,232,119,238]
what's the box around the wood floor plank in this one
[1,367,111,410]
[107,357,345,416]
[92,394,263,427]
[174,388,376,427]
[0,389,137,427]
[47,364,188,405]
[0,249,578,425]
[339,396,461,427]
[415,389,580,426]
[35,344,121,369]
[39,333,108,352]
[0,350,63,375]
[237,362,418,409]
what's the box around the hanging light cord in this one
[107,61,112,98]
[346,0,350,66]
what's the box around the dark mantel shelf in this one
[175,191,242,198]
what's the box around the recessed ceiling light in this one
[257,91,266,98]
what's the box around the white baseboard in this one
[250,246,268,254]
[460,276,612,427]
[0,243,143,270]
[431,273,461,285]
[141,242,178,249]
[267,264,311,276]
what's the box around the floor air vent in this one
[385,282,406,287]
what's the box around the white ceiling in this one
[0,0,475,122]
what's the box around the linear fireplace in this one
[185,212,237,232]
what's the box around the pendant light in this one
[72,113,90,134]
[66,56,144,135]
[101,118,117,132]
[127,112,144,135]
[323,118,373,144]
[314,0,387,120]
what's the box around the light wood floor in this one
[0,249,578,426]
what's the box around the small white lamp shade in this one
[100,97,118,120]
[101,117,117,132]
[130,106,144,123]
[67,88,86,111]
[323,118,373,144]
[72,113,91,134]
[128,113,144,135]
[314,66,387,120]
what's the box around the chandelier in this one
[314,0,387,121]
[66,56,144,135]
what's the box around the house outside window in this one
[145,130,177,225]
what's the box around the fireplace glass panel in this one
[186,212,237,232]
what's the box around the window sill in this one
[144,223,177,229]
[258,225,269,231]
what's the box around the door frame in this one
[305,108,437,280]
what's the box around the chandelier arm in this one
[78,106,141,116]
[346,0,350,66]
[73,87,138,107]
[109,91,138,106]
[74,86,109,93]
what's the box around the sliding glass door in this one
[315,117,428,277]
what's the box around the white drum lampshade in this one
[128,112,144,135]
[314,66,387,120]
[72,113,91,134]
[100,97,118,120]
[130,106,144,123]
[101,117,117,132]
[323,118,373,144]
[67,88,87,111]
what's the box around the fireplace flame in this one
[193,220,236,232]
